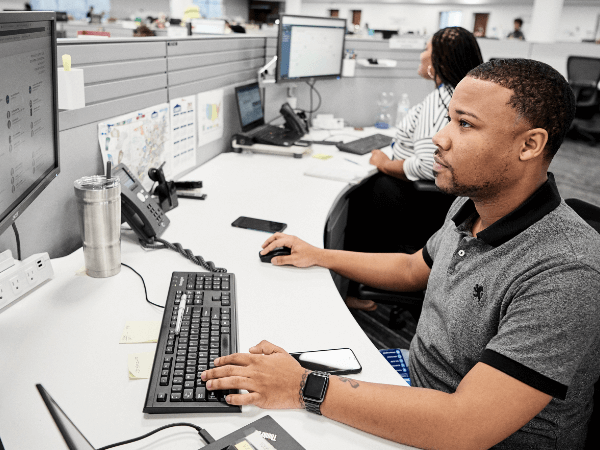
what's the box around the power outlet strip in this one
[0,251,54,311]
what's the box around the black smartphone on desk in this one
[231,216,287,233]
[291,348,362,375]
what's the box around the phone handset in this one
[113,163,170,243]
[280,102,308,135]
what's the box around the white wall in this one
[110,0,169,20]
[299,2,600,43]
[223,0,249,21]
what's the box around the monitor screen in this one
[276,15,347,83]
[0,12,60,238]
[235,82,264,129]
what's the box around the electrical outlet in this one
[10,275,21,294]
[0,253,53,313]
[26,269,35,284]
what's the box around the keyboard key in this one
[172,377,183,384]
[183,389,194,401]
[195,387,206,401]
[170,393,182,402]
[160,377,169,386]
[220,334,230,357]
[172,385,183,393]
[207,391,219,402]
[157,392,167,402]
[184,381,195,389]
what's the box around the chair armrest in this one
[357,284,425,306]
[413,180,439,192]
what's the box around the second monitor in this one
[276,15,347,83]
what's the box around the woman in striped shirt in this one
[345,27,483,311]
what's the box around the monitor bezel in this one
[0,12,60,238]
[275,14,347,84]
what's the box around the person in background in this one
[133,25,155,37]
[344,26,483,311]
[507,18,525,40]
[204,59,600,450]
[86,6,94,19]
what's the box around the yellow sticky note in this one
[128,352,155,379]
[62,54,71,71]
[234,440,255,450]
[312,153,333,160]
[119,321,161,344]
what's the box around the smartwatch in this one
[302,371,330,415]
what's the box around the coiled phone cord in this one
[139,237,227,273]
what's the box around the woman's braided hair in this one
[431,27,484,89]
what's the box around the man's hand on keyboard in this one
[261,233,323,267]
[201,340,307,409]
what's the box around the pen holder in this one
[57,68,85,110]
[342,59,356,77]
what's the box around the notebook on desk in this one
[234,82,303,147]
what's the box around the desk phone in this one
[114,163,170,243]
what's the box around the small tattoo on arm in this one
[298,369,310,408]
[337,376,360,388]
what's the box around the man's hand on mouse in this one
[201,340,307,409]
[261,233,323,267]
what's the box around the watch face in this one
[304,373,327,401]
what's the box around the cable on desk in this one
[121,263,164,309]
[97,422,215,450]
[11,222,21,261]
[140,237,227,273]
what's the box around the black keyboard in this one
[335,133,394,155]
[252,126,302,147]
[143,272,240,413]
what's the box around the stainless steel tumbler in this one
[74,175,121,278]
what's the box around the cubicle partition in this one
[0,35,430,261]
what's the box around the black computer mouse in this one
[259,246,292,263]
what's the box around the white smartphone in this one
[290,348,362,375]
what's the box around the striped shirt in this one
[393,86,453,181]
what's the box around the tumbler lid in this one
[74,175,120,190]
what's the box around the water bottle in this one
[375,92,395,129]
[396,93,410,128]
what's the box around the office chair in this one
[358,198,600,448]
[567,56,600,143]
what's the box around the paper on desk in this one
[304,157,375,184]
[119,321,161,344]
[128,352,155,379]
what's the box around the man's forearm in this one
[315,249,426,292]
[321,376,465,450]
[381,159,409,181]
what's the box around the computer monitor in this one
[0,12,60,238]
[276,15,346,83]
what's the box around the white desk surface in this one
[0,128,415,449]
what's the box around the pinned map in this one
[98,103,171,191]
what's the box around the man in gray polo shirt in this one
[203,59,600,449]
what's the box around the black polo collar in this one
[451,173,562,247]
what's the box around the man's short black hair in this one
[514,18,523,26]
[467,58,575,160]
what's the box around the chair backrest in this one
[567,56,600,86]
[565,198,600,450]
